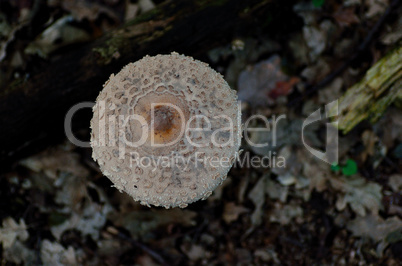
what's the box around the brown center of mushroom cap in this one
[134,92,189,147]
[152,105,176,133]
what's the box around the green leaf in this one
[312,0,325,8]
[342,159,358,176]
[331,163,341,172]
[48,212,70,226]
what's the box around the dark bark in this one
[0,0,301,167]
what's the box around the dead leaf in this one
[139,0,156,13]
[20,145,89,179]
[248,175,267,228]
[293,2,321,25]
[374,108,402,149]
[223,202,249,224]
[347,214,402,242]
[266,178,290,203]
[288,32,309,65]
[125,0,139,21]
[136,254,160,266]
[269,202,303,225]
[303,153,332,193]
[50,184,113,240]
[54,174,88,209]
[237,176,249,203]
[0,218,29,249]
[301,58,331,83]
[237,55,293,106]
[388,174,402,192]
[51,201,113,241]
[303,25,326,60]
[25,15,91,58]
[181,244,206,261]
[254,248,280,263]
[365,0,389,18]
[381,15,402,45]
[40,239,77,266]
[361,130,378,162]
[333,6,360,27]
[3,240,36,265]
[268,77,300,100]
[331,176,383,216]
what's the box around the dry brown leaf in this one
[237,55,292,106]
[303,25,326,60]
[20,146,89,179]
[125,0,139,21]
[3,240,36,265]
[248,175,267,227]
[301,58,331,83]
[361,130,378,162]
[269,202,303,225]
[381,15,402,45]
[54,175,88,209]
[51,200,113,240]
[182,244,206,261]
[50,184,113,240]
[388,174,402,192]
[40,240,77,266]
[223,202,249,224]
[139,0,156,13]
[365,0,389,18]
[303,156,331,193]
[0,218,29,249]
[265,178,289,202]
[347,214,402,242]
[331,176,383,216]
[268,77,300,100]
[333,7,360,27]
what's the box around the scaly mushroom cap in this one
[90,52,241,208]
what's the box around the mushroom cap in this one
[90,52,241,208]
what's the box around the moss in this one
[194,0,228,9]
[126,7,163,26]
[139,25,173,44]
[330,45,402,133]
[0,77,25,97]
[92,37,128,65]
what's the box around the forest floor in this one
[0,0,401,265]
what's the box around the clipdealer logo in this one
[64,100,339,167]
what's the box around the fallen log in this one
[329,45,402,134]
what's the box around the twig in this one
[107,227,170,265]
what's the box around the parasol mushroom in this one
[90,52,241,208]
